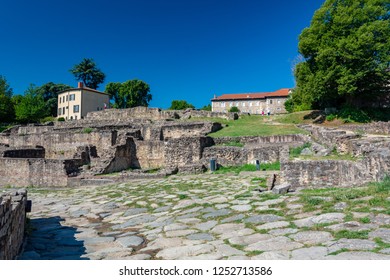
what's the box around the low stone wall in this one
[161,122,222,140]
[202,145,283,166]
[169,109,238,120]
[0,158,82,187]
[2,147,45,158]
[0,190,28,260]
[164,137,214,168]
[344,122,390,135]
[213,134,308,146]
[281,159,369,189]
[85,107,179,121]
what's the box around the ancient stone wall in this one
[2,147,45,158]
[85,107,178,121]
[212,134,308,147]
[344,122,390,135]
[164,137,214,168]
[0,158,82,187]
[0,190,27,259]
[134,140,165,169]
[161,122,222,140]
[169,109,238,120]
[202,145,283,166]
[281,159,369,189]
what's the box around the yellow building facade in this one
[57,82,110,120]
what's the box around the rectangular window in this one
[73,105,79,113]
[75,116,77,120]
[269,100,273,104]
[58,108,61,115]
[69,94,75,101]
[66,95,68,101]
[278,100,281,104]
[59,97,61,104]
[62,96,65,103]
[62,107,65,115]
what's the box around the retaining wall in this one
[0,190,28,260]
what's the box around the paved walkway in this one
[19,173,390,260]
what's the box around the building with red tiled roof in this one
[211,88,291,114]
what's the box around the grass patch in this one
[205,115,307,137]
[246,250,265,257]
[359,217,371,224]
[327,248,350,256]
[334,230,370,239]
[82,127,93,134]
[290,142,312,158]
[178,194,188,200]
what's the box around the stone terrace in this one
[19,173,390,260]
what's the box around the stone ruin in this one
[1,106,389,190]
[0,107,306,187]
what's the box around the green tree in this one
[292,0,390,110]
[15,85,46,123]
[0,75,14,123]
[37,82,71,117]
[105,79,151,108]
[69,58,106,89]
[200,104,212,111]
[229,106,240,113]
[169,100,195,110]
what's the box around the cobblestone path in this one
[18,173,390,260]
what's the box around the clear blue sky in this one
[0,0,325,109]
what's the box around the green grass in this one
[204,115,307,137]
[290,142,312,158]
[334,230,370,239]
[82,127,93,134]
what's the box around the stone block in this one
[272,182,291,194]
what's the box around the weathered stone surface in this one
[221,214,245,223]
[231,205,252,212]
[251,251,290,260]
[165,230,198,238]
[256,221,290,230]
[289,231,333,245]
[228,234,272,246]
[245,214,284,224]
[83,237,115,245]
[325,252,390,260]
[124,208,148,216]
[294,213,345,228]
[187,233,214,241]
[272,183,290,194]
[194,221,218,231]
[245,236,304,252]
[327,238,378,253]
[268,228,299,236]
[116,236,144,248]
[156,244,215,259]
[203,209,231,218]
[216,244,245,257]
[368,228,390,243]
[210,223,245,235]
[291,246,328,260]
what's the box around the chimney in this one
[78,82,84,88]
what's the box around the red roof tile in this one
[212,88,290,101]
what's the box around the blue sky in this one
[0,0,325,109]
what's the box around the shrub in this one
[40,116,56,123]
[338,106,371,123]
[57,117,65,122]
[326,114,337,122]
[82,127,93,134]
[229,106,240,113]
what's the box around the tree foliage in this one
[0,75,14,123]
[229,106,240,113]
[14,85,47,123]
[292,0,390,110]
[169,100,195,110]
[105,79,151,108]
[37,82,71,117]
[200,104,212,111]
[69,58,106,89]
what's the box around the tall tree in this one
[0,75,14,123]
[14,85,46,123]
[69,58,106,89]
[169,100,195,110]
[37,82,71,116]
[105,79,151,108]
[292,0,390,110]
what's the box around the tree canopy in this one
[291,0,390,111]
[105,79,151,108]
[37,82,71,117]
[169,100,195,110]
[69,58,106,89]
[0,75,14,123]
[14,85,46,123]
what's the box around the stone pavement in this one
[18,173,390,260]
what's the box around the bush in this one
[338,106,371,123]
[229,106,240,113]
[40,116,56,123]
[57,117,65,122]
[326,114,337,122]
[82,127,93,134]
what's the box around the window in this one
[62,96,65,103]
[256,101,259,106]
[69,94,75,101]
[235,102,239,106]
[66,95,68,101]
[58,108,61,115]
[62,107,65,115]
[73,105,79,113]
[242,102,246,107]
[59,97,61,104]
[269,100,273,104]
[230,102,233,107]
[75,116,77,120]
[278,100,281,104]
[70,116,73,120]
[249,102,252,107]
